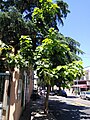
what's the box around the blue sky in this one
[59,0,90,68]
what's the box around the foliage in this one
[0,36,33,70]
[19,35,34,65]
[0,0,84,88]
[53,61,84,88]
[32,0,70,35]
[65,37,84,55]
[0,7,27,47]
[0,40,10,56]
[0,0,70,49]
[34,28,84,88]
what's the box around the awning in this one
[72,84,87,88]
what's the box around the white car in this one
[80,91,90,100]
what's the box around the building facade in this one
[0,67,33,120]
[72,66,90,94]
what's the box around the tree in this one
[34,28,84,113]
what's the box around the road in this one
[49,95,90,120]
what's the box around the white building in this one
[73,66,90,93]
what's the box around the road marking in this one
[71,102,89,107]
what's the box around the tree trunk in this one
[44,85,50,114]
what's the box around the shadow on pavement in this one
[30,96,56,120]
[67,95,79,98]
[20,95,90,120]
[49,99,90,120]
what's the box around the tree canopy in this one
[0,0,84,85]
[0,0,70,50]
[34,28,84,88]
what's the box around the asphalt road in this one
[49,95,90,120]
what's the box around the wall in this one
[8,67,22,120]
[84,67,90,80]
[8,67,33,120]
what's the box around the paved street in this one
[20,96,56,120]
[49,95,90,120]
[20,94,90,120]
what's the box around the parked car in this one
[80,91,90,100]
[57,90,67,98]
[49,91,56,96]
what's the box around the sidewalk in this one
[19,96,56,120]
